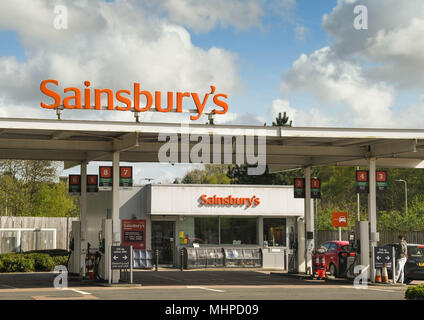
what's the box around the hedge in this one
[405,284,424,300]
[0,250,69,273]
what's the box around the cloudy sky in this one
[0,0,423,182]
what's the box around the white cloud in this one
[270,99,336,127]
[0,0,242,117]
[278,0,424,128]
[157,0,265,33]
[323,0,424,88]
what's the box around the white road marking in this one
[64,288,91,295]
[186,286,225,293]
[340,286,399,293]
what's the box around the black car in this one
[385,243,424,283]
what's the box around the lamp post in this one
[396,179,408,214]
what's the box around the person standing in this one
[395,235,408,284]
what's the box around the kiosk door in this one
[152,221,175,266]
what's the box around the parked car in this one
[385,243,424,283]
[314,241,350,277]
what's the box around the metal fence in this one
[0,216,78,253]
[316,230,424,246]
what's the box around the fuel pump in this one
[98,219,113,280]
[346,221,369,280]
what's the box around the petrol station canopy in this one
[1,117,424,171]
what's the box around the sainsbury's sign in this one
[40,80,228,121]
[200,194,260,208]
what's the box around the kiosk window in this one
[263,218,286,247]
[220,217,257,245]
[194,217,219,244]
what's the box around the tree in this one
[272,112,292,127]
[180,164,231,184]
[0,160,78,217]
[32,182,78,217]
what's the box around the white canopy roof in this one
[0,117,423,171]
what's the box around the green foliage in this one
[0,160,78,217]
[0,251,69,273]
[179,164,232,184]
[0,254,35,272]
[52,255,69,267]
[378,195,424,231]
[405,284,424,300]
[26,253,55,271]
[32,182,77,217]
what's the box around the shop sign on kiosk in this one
[122,220,146,249]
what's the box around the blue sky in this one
[0,0,423,182]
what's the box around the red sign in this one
[376,171,387,182]
[294,178,305,188]
[100,166,112,178]
[311,178,320,189]
[120,167,132,178]
[122,220,146,249]
[332,212,348,227]
[69,175,80,185]
[356,171,368,182]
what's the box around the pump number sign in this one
[294,178,305,198]
[356,170,369,193]
[311,178,321,199]
[68,175,81,193]
[87,175,99,193]
[120,166,133,187]
[99,166,113,191]
[376,171,388,193]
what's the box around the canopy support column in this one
[369,157,377,282]
[112,151,120,284]
[80,161,88,277]
[304,166,314,274]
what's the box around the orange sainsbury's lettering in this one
[199,194,260,208]
[40,79,61,109]
[39,80,229,120]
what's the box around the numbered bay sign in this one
[294,178,305,198]
[99,166,113,191]
[311,178,321,199]
[68,175,81,194]
[376,171,388,193]
[120,166,133,187]
[356,170,369,193]
[87,175,99,193]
